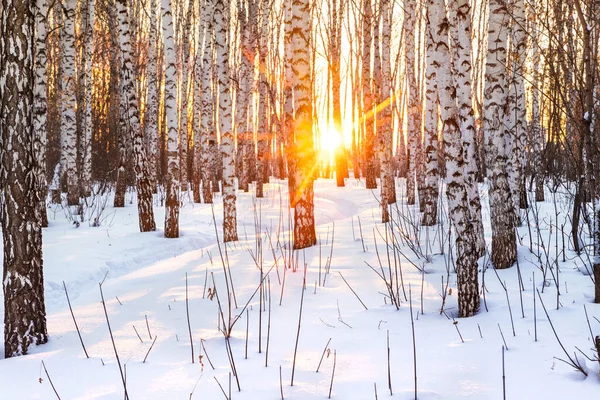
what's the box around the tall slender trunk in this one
[426,0,479,317]
[199,0,215,204]
[291,0,316,249]
[145,0,159,190]
[504,0,527,225]
[34,0,49,227]
[163,0,180,238]
[60,0,79,206]
[1,0,49,356]
[117,0,156,232]
[484,0,516,269]
[215,0,238,242]
[448,0,486,255]
[421,22,438,227]
[404,0,420,205]
[362,0,377,189]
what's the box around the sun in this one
[319,127,342,153]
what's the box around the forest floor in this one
[0,178,599,399]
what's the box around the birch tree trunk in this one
[426,0,480,317]
[199,0,215,204]
[362,0,377,189]
[504,0,527,225]
[484,0,516,269]
[421,23,438,227]
[163,0,180,238]
[34,0,49,227]
[377,0,396,204]
[404,0,421,205]
[529,0,544,202]
[117,0,156,232]
[145,0,159,190]
[235,0,257,193]
[447,0,486,255]
[60,0,80,207]
[1,0,49,356]
[291,0,316,249]
[256,0,271,198]
[215,0,239,242]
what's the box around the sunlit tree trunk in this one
[235,0,257,193]
[362,0,377,189]
[378,0,395,222]
[421,24,438,227]
[404,0,420,205]
[484,0,516,269]
[291,0,316,249]
[61,0,80,206]
[199,0,215,204]
[426,0,479,317]
[504,0,527,225]
[528,0,544,202]
[256,0,271,198]
[215,0,238,242]
[328,0,346,187]
[163,0,180,238]
[1,0,49,356]
[116,0,156,232]
[78,0,94,199]
[34,0,49,227]
[145,0,160,190]
[448,0,486,255]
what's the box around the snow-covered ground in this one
[0,178,599,399]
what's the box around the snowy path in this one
[1,179,599,399]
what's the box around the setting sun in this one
[319,127,343,152]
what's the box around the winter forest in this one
[1,0,600,397]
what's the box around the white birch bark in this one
[404,0,420,205]
[421,22,438,227]
[215,0,238,242]
[198,0,215,204]
[504,0,527,225]
[447,0,486,255]
[484,0,517,269]
[34,0,49,227]
[1,0,48,356]
[145,0,159,188]
[291,0,316,249]
[235,0,257,193]
[117,0,157,232]
[163,0,180,238]
[380,0,395,205]
[529,0,544,202]
[426,0,480,317]
[362,0,377,189]
[60,0,79,206]
[81,0,94,198]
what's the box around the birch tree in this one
[34,0,49,227]
[198,0,215,204]
[426,0,480,317]
[215,0,239,242]
[404,0,421,205]
[61,0,80,206]
[447,0,485,255]
[421,23,438,227]
[291,0,316,249]
[504,0,527,225]
[117,0,157,231]
[145,0,160,189]
[163,0,180,238]
[484,0,516,269]
[1,0,49,356]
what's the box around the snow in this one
[0,178,599,399]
